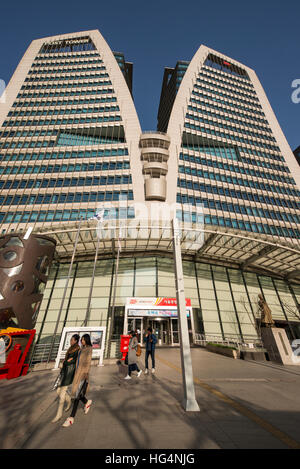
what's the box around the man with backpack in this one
[144,327,157,374]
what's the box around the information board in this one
[54,326,106,369]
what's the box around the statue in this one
[258,294,275,328]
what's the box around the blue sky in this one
[1,0,299,151]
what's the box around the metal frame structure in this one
[35,220,300,284]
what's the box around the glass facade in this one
[35,257,300,356]
[0,35,133,234]
[161,52,300,242]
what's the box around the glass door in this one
[171,318,179,345]
[128,317,143,343]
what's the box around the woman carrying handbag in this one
[62,334,93,427]
[124,330,142,380]
[52,334,80,423]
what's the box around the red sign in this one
[128,297,191,307]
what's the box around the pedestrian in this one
[144,327,157,374]
[124,330,142,380]
[52,333,80,423]
[62,333,93,427]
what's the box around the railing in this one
[194,333,264,351]
[29,342,60,367]
[141,131,169,137]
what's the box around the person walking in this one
[124,330,142,380]
[62,334,93,427]
[144,327,157,374]
[52,334,80,423]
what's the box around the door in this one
[171,318,179,345]
[144,319,171,345]
[127,317,143,343]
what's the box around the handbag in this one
[52,369,63,391]
[76,379,88,399]
[136,344,142,357]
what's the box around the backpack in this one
[136,343,142,357]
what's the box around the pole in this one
[172,217,200,412]
[107,235,121,358]
[47,216,83,363]
[83,233,101,327]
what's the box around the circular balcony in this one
[140,147,169,162]
[143,161,168,176]
[140,132,171,150]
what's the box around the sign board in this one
[126,297,192,318]
[127,297,191,307]
[54,326,106,369]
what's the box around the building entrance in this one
[125,297,194,347]
[127,317,180,346]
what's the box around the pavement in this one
[1,347,300,449]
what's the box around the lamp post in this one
[172,217,200,412]
[47,216,83,363]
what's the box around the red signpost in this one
[120,334,130,362]
[0,328,36,380]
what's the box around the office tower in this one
[0,33,299,361]
[0,30,143,234]
[294,146,300,166]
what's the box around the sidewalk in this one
[1,348,300,449]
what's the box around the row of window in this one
[25,73,110,82]
[178,167,298,197]
[187,104,272,134]
[7,105,120,118]
[0,174,132,190]
[12,97,117,109]
[1,127,122,142]
[190,97,268,126]
[199,70,256,97]
[196,75,259,103]
[185,113,276,143]
[0,160,130,176]
[179,153,295,184]
[34,52,101,61]
[1,148,129,162]
[194,83,262,112]
[0,189,134,207]
[56,131,125,147]
[17,88,114,98]
[177,209,300,239]
[184,122,280,153]
[182,142,285,166]
[1,135,125,150]
[192,89,264,118]
[32,58,103,67]
[21,80,112,91]
[28,66,106,75]
[181,146,238,160]
[2,115,122,129]
[202,64,250,85]
[177,180,299,209]
[176,194,299,224]
[0,204,135,225]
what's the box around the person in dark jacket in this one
[52,334,80,423]
[62,334,93,427]
[144,327,157,374]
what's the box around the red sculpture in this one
[0,328,36,379]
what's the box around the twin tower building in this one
[0,30,299,356]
